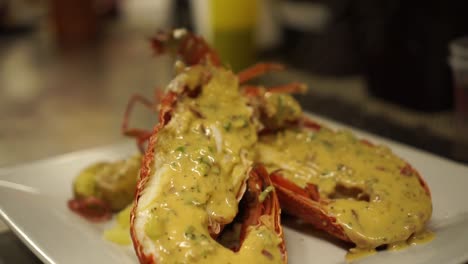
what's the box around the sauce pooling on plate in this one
[257,127,433,254]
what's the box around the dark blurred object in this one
[280,0,468,111]
[357,0,468,111]
[174,0,193,30]
[449,37,468,122]
[50,0,98,48]
[0,232,42,264]
[95,0,121,19]
[0,1,6,26]
[0,0,43,34]
[279,0,361,76]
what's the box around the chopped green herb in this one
[196,159,211,176]
[170,161,180,171]
[184,225,196,240]
[258,186,275,202]
[175,146,186,153]
[208,146,214,153]
[231,116,249,128]
[321,140,333,148]
[223,122,232,132]
[200,156,212,165]
[211,165,220,175]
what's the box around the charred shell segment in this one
[132,65,284,263]
[257,125,432,250]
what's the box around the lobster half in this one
[256,116,433,256]
[129,59,287,262]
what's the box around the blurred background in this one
[1,0,468,170]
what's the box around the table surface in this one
[0,22,172,263]
[1,21,468,263]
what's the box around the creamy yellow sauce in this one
[104,204,132,245]
[261,93,303,130]
[257,127,432,251]
[73,155,141,211]
[346,230,434,261]
[345,247,377,262]
[73,162,108,197]
[133,65,283,263]
[387,230,434,250]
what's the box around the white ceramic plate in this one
[1,117,468,264]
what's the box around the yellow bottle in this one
[210,0,257,71]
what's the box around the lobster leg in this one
[121,93,158,152]
[267,82,308,94]
[237,63,285,84]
